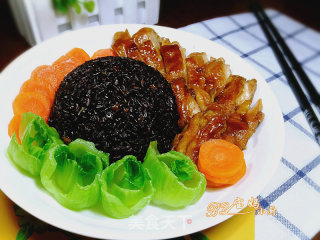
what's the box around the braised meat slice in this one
[160,39,187,82]
[190,86,211,111]
[235,79,257,114]
[112,30,142,61]
[222,99,264,149]
[172,103,228,163]
[204,58,231,98]
[132,27,166,76]
[173,75,262,162]
[171,78,200,128]
[186,52,208,89]
[215,75,246,115]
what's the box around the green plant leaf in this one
[14,204,52,240]
[14,199,94,239]
[52,0,69,13]
[67,0,78,5]
[83,1,95,13]
[73,2,82,14]
[16,225,33,240]
[189,232,210,240]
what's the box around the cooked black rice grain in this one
[48,56,180,163]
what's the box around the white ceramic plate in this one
[0,24,284,240]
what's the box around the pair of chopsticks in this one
[249,1,320,146]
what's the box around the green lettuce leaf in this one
[119,157,147,189]
[7,112,63,176]
[40,141,105,210]
[68,138,109,169]
[143,141,206,208]
[100,155,153,218]
[170,159,194,182]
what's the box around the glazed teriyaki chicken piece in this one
[132,28,166,76]
[172,75,263,162]
[112,30,142,61]
[170,78,201,128]
[160,38,187,82]
[111,27,264,162]
[185,52,208,89]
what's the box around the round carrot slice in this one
[12,92,51,121]
[20,79,55,104]
[203,163,246,186]
[198,139,246,187]
[91,49,115,59]
[53,49,89,87]
[52,56,83,86]
[8,114,22,142]
[65,48,90,62]
[30,65,59,92]
[206,179,228,188]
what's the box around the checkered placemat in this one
[180,9,320,240]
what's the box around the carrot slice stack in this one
[198,139,246,188]
[8,48,90,140]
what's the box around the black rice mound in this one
[48,56,181,163]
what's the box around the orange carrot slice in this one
[30,65,60,92]
[12,92,51,121]
[65,48,90,63]
[20,79,55,104]
[8,114,22,142]
[52,56,83,86]
[198,139,246,188]
[204,164,246,188]
[206,180,228,188]
[8,48,90,139]
[53,48,90,87]
[91,49,115,59]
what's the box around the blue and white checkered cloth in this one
[180,9,320,240]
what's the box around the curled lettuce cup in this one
[143,141,206,208]
[100,155,154,219]
[8,112,63,176]
[40,140,107,210]
[68,139,109,169]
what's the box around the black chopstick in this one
[252,2,320,114]
[249,1,320,145]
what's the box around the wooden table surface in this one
[0,0,320,239]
